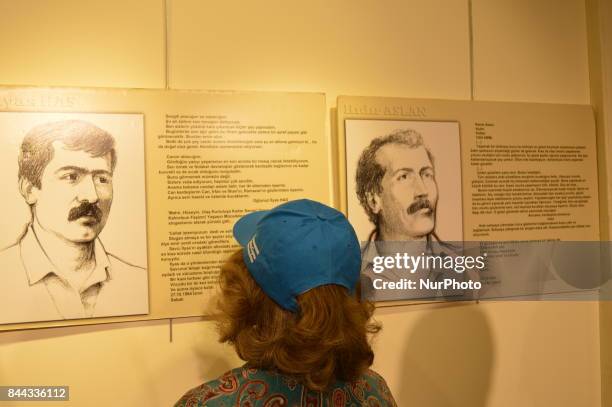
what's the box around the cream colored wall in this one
[587,0,612,405]
[0,1,602,406]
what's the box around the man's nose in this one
[77,175,99,203]
[413,175,428,198]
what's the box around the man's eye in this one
[94,174,111,184]
[61,173,79,182]
[397,173,409,181]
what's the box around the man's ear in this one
[365,191,382,215]
[18,177,38,205]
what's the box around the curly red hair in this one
[215,249,381,391]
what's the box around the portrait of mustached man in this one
[0,120,148,324]
[356,129,440,244]
[355,128,461,300]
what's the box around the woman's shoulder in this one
[350,369,397,406]
[174,365,303,406]
[173,366,247,407]
[174,366,397,407]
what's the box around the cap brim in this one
[233,209,270,246]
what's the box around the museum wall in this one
[588,0,612,404]
[0,1,604,406]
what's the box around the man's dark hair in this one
[355,128,434,224]
[18,120,117,189]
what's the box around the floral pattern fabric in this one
[175,365,397,407]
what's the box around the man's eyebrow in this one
[391,167,415,176]
[54,166,87,174]
[91,169,112,176]
[419,166,434,175]
[54,166,112,176]
[390,166,434,176]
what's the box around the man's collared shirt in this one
[0,226,148,325]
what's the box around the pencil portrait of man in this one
[0,117,148,325]
[345,120,463,301]
[356,129,440,243]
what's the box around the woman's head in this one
[216,199,381,390]
[216,250,381,391]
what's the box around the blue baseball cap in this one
[232,199,361,312]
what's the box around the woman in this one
[175,199,397,406]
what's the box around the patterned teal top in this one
[175,365,397,407]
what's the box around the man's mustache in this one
[68,202,102,222]
[407,198,434,215]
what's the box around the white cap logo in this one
[247,236,260,263]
